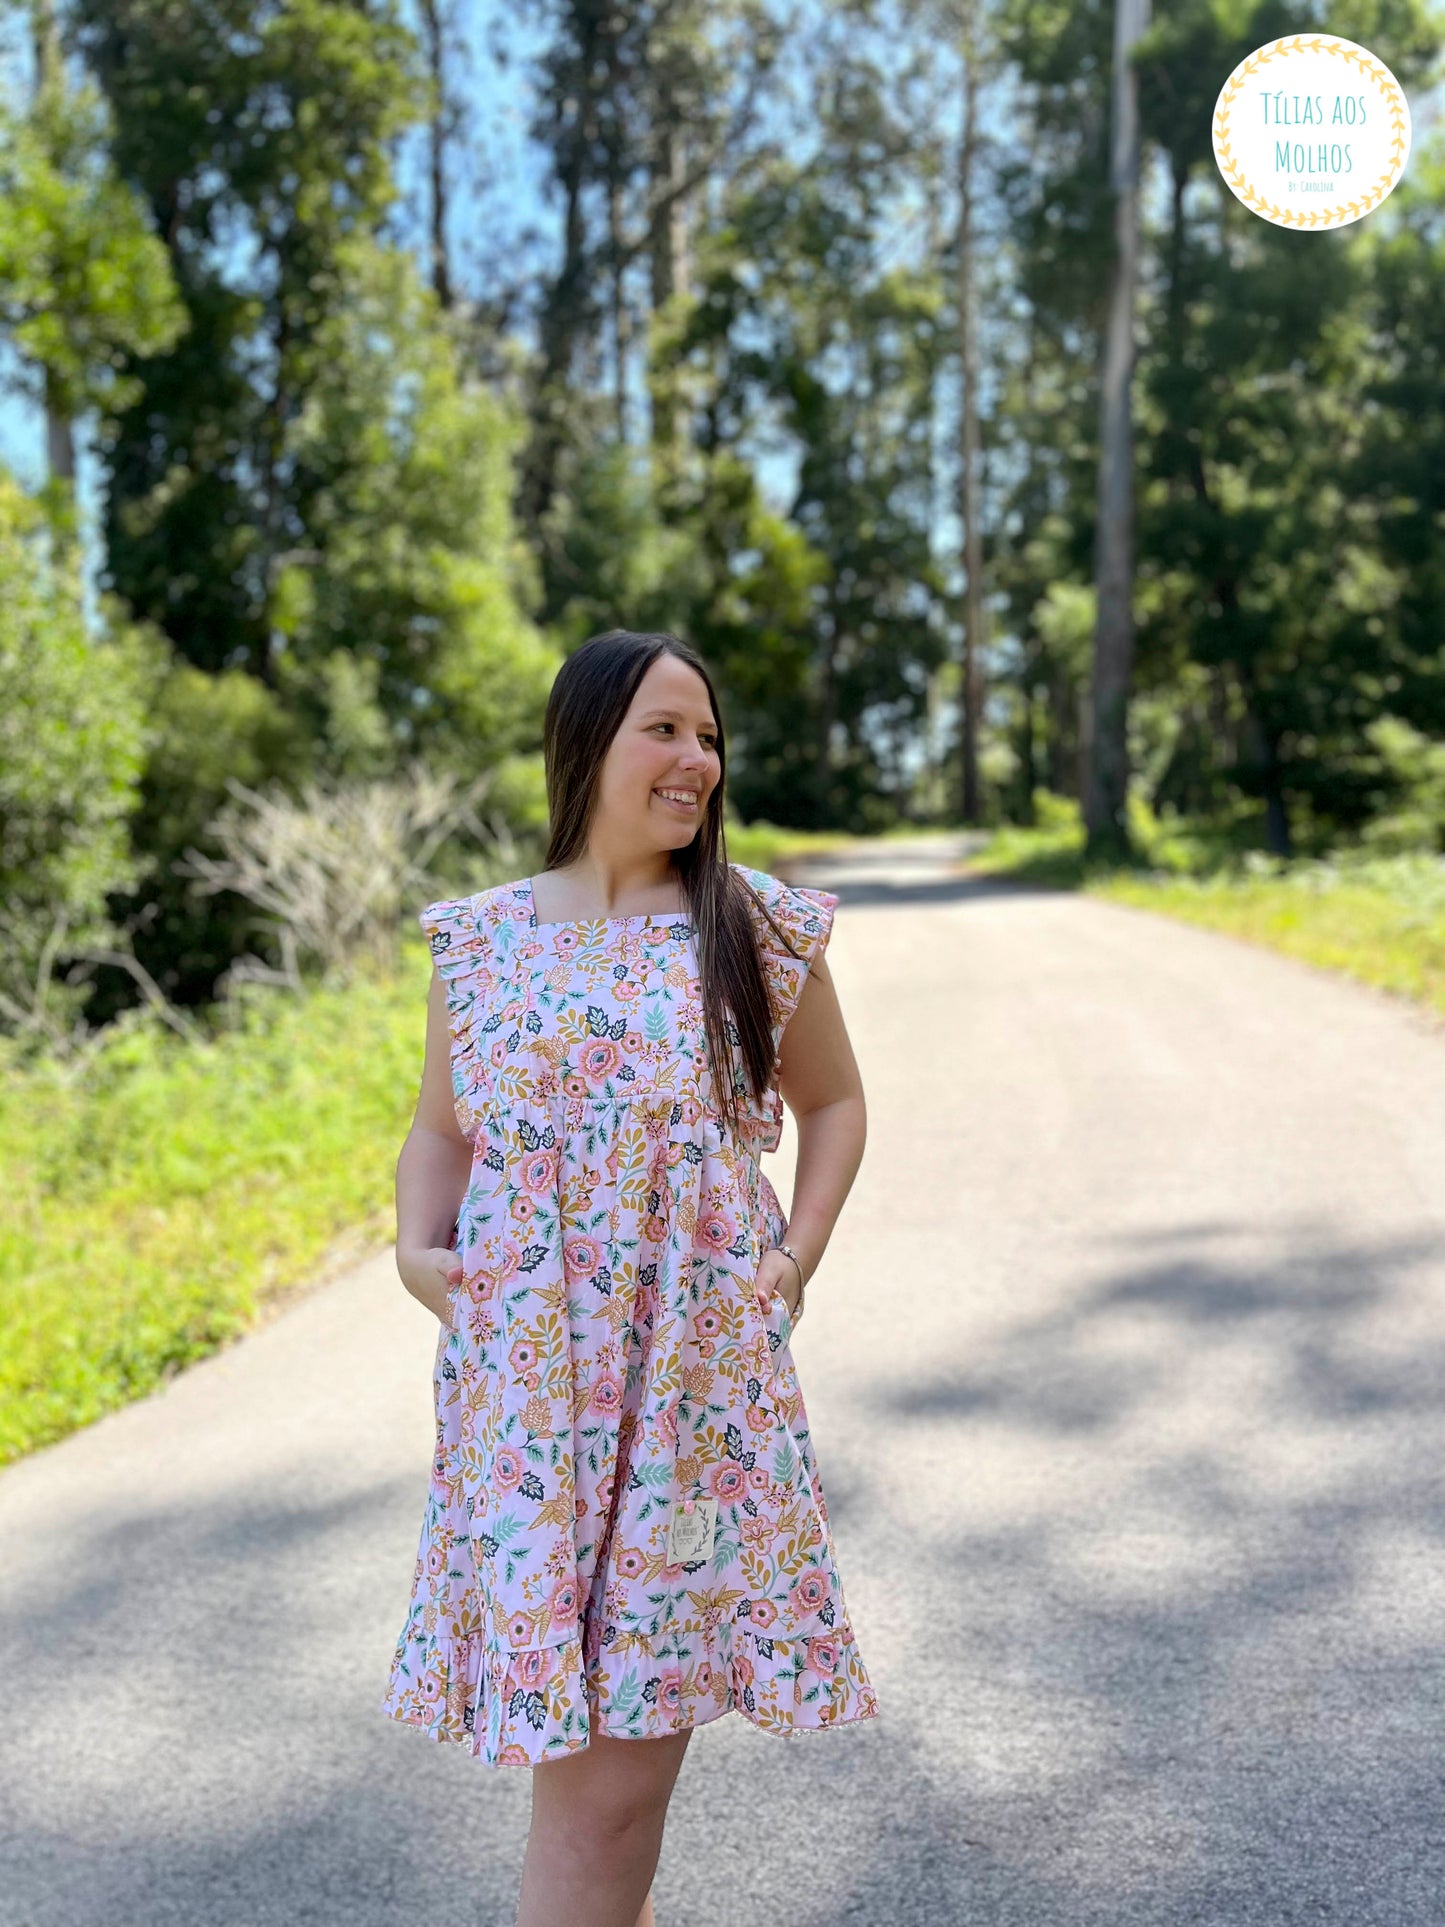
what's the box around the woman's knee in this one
[531,1730,691,1846]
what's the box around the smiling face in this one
[591,652,722,854]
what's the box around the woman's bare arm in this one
[759,946,866,1316]
[395,965,472,1322]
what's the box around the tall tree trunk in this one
[417,0,453,310]
[649,106,689,459]
[818,592,840,827]
[1018,641,1037,825]
[1085,0,1149,860]
[33,0,76,495]
[956,0,986,825]
[1233,659,1292,857]
[518,152,589,536]
[609,169,631,441]
[43,366,74,488]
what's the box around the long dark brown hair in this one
[541,628,800,1137]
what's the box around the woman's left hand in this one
[755,1246,803,1323]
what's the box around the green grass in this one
[0,958,432,1466]
[724,820,859,870]
[968,795,1445,1021]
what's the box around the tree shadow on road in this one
[849,1213,1445,1923]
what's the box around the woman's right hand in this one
[397,1245,464,1327]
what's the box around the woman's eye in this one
[653,722,717,748]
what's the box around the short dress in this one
[380,860,880,1768]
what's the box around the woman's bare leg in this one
[516,1727,693,1927]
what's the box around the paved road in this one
[3,835,1444,1926]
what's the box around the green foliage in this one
[0,474,151,1041]
[56,2,554,1006]
[0,951,431,1465]
[1357,717,1445,856]
[991,0,1445,857]
[271,237,556,773]
[0,43,185,420]
[69,0,430,674]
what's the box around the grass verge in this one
[0,960,431,1467]
[967,796,1445,1022]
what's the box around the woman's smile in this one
[653,785,701,813]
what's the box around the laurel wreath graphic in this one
[1212,36,1408,229]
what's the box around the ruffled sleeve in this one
[418,888,500,1142]
[732,863,840,1050]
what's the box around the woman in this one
[384,629,879,1927]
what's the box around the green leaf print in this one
[642,995,671,1044]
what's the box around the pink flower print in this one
[747,1465,770,1492]
[745,1404,771,1432]
[426,1543,446,1578]
[520,1150,556,1195]
[509,1337,538,1374]
[708,1462,747,1504]
[740,1514,769,1547]
[516,1649,551,1689]
[695,1660,713,1693]
[805,1634,840,1677]
[613,979,641,1004]
[748,1597,777,1630]
[655,1402,678,1447]
[497,1243,524,1286]
[597,1470,614,1513]
[508,1611,536,1646]
[512,1192,536,1226]
[697,1338,716,1359]
[624,1030,645,1055]
[490,1036,509,1069]
[733,1652,755,1687]
[697,1211,733,1251]
[643,1213,669,1245]
[549,1575,580,1629]
[553,928,581,955]
[789,1571,828,1618]
[580,1039,621,1083]
[523,1370,541,1392]
[695,1306,724,1339]
[493,1447,525,1491]
[563,1073,589,1099]
[589,1371,622,1416]
[658,1675,683,1715]
[616,1545,647,1580]
[564,1233,603,1283]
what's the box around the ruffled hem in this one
[380,1614,881,1769]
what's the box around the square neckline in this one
[525,874,694,930]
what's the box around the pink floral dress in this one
[380,861,880,1768]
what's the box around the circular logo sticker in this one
[1212,35,1410,230]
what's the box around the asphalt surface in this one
[3,834,1444,1926]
